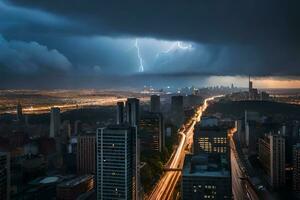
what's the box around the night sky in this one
[0,0,300,88]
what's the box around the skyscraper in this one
[16,102,23,121]
[77,134,96,175]
[293,143,300,195]
[50,107,61,138]
[150,95,160,113]
[258,134,285,188]
[0,152,10,200]
[96,125,136,200]
[140,112,164,152]
[125,98,140,127]
[171,95,184,127]
[116,101,125,124]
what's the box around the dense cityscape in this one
[1,1,300,199]
[0,78,300,199]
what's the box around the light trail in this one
[147,95,221,200]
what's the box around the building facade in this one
[77,134,96,174]
[0,152,10,200]
[96,125,137,200]
[50,107,61,138]
[150,95,160,113]
[140,112,164,152]
[182,154,232,200]
[258,134,285,188]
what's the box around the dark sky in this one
[0,0,300,88]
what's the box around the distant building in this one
[193,125,228,155]
[258,134,285,188]
[171,95,184,127]
[125,98,140,127]
[77,134,96,175]
[50,107,61,138]
[150,95,160,113]
[96,124,138,200]
[182,154,232,200]
[16,102,23,122]
[140,112,164,152]
[117,101,125,125]
[56,175,94,200]
[293,143,300,194]
[0,152,10,200]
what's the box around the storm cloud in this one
[0,0,300,88]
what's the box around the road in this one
[147,96,218,200]
[229,129,261,200]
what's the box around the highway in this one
[147,96,218,200]
[229,129,261,200]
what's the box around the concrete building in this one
[182,154,232,200]
[0,152,10,200]
[140,112,164,152]
[96,124,138,200]
[171,95,184,127]
[50,107,61,138]
[117,101,125,125]
[258,134,285,189]
[56,175,94,200]
[16,102,23,122]
[77,134,96,175]
[293,143,300,194]
[193,126,228,155]
[125,98,140,127]
[150,95,160,113]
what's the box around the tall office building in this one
[258,134,285,188]
[193,125,228,155]
[182,154,232,200]
[150,95,160,113]
[0,152,10,200]
[125,98,140,127]
[77,134,96,174]
[293,143,300,194]
[171,95,184,126]
[96,125,137,200]
[16,102,23,121]
[117,101,125,124]
[50,107,61,138]
[140,112,164,152]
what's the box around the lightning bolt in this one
[156,41,193,58]
[134,38,144,72]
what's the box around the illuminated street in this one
[147,96,218,200]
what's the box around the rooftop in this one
[58,175,93,188]
[183,153,230,178]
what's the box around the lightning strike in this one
[156,41,193,58]
[134,38,144,72]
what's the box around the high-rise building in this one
[150,95,160,113]
[293,143,300,194]
[182,154,232,200]
[140,112,164,152]
[16,102,23,121]
[96,125,137,200]
[0,152,10,200]
[193,125,228,155]
[171,95,184,127]
[258,134,285,188]
[50,107,61,138]
[77,134,96,175]
[125,98,140,127]
[117,101,125,124]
